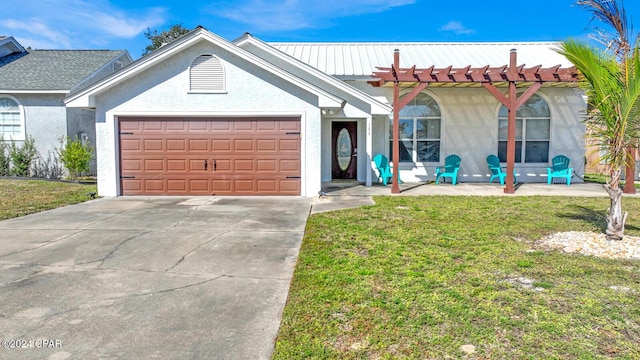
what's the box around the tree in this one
[142,24,192,56]
[558,0,640,240]
[57,136,93,180]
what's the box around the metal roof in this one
[269,42,572,77]
[0,49,126,91]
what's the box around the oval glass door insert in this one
[336,128,352,171]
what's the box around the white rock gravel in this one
[536,231,640,260]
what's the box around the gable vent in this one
[190,54,225,92]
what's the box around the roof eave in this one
[66,28,345,109]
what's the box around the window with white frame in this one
[389,92,441,163]
[190,54,225,92]
[498,93,550,163]
[0,97,22,139]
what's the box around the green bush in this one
[57,136,93,179]
[9,136,38,177]
[0,138,9,176]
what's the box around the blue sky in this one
[3,0,640,59]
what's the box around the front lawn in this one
[0,179,97,221]
[274,196,640,359]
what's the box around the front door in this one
[331,121,357,180]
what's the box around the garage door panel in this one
[166,121,187,131]
[121,139,141,151]
[212,139,231,151]
[188,159,207,172]
[189,179,210,192]
[279,179,301,194]
[167,159,187,171]
[212,179,231,193]
[167,180,187,191]
[279,139,300,151]
[166,139,186,151]
[257,139,276,151]
[144,179,165,192]
[234,160,254,172]
[122,159,141,171]
[122,179,141,191]
[143,121,163,131]
[257,121,276,131]
[144,159,164,171]
[119,117,300,196]
[279,121,300,131]
[280,159,300,172]
[233,121,253,131]
[257,160,276,172]
[233,139,253,151]
[188,121,209,131]
[188,139,209,151]
[214,160,231,172]
[143,139,163,151]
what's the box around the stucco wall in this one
[93,40,324,197]
[12,94,67,158]
[351,82,586,183]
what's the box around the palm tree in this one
[558,0,640,240]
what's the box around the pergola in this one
[371,49,584,194]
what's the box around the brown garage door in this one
[118,117,301,196]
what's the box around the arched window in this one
[0,96,23,140]
[498,94,550,163]
[390,92,441,162]
[190,55,225,92]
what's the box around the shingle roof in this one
[0,50,125,91]
[269,42,571,77]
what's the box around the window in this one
[0,97,22,139]
[389,92,441,163]
[190,54,225,92]
[498,94,550,163]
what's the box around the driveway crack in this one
[97,231,151,269]
[164,231,230,272]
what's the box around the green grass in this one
[585,172,640,188]
[273,196,640,359]
[0,179,97,220]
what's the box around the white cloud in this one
[439,21,475,35]
[208,0,416,31]
[0,0,166,49]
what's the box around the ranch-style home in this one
[64,26,585,197]
[0,36,131,172]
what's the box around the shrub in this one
[32,151,65,179]
[57,136,93,179]
[0,137,9,176]
[9,136,38,177]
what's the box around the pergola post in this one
[391,49,401,194]
[624,147,636,194]
[505,49,518,194]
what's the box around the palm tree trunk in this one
[604,169,628,240]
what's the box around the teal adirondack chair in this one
[547,155,573,185]
[435,154,461,185]
[486,154,516,185]
[373,154,394,186]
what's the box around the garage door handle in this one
[204,160,208,171]
[213,160,217,171]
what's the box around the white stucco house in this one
[64,26,585,197]
[0,36,131,173]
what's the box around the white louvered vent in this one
[190,55,225,92]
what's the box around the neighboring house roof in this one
[233,33,391,115]
[0,36,27,58]
[0,49,128,92]
[269,42,571,78]
[65,27,346,109]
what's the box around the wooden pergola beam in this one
[377,49,579,194]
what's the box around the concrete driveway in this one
[0,196,312,360]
